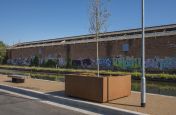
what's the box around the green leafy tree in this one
[0,41,7,64]
[44,59,56,68]
[30,55,39,66]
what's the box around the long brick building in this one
[7,24,176,71]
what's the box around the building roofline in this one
[12,23,176,48]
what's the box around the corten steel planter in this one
[8,74,27,83]
[65,74,131,103]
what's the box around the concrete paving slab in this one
[104,91,176,115]
[0,91,87,115]
[1,74,176,115]
[0,85,142,115]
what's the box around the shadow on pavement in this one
[108,102,141,107]
[45,90,97,103]
[46,90,65,97]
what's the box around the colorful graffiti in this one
[82,59,92,66]
[71,59,94,68]
[57,58,66,67]
[69,57,176,70]
[99,58,112,68]
[72,60,82,67]
[7,57,176,70]
[145,57,176,70]
[112,57,141,70]
[7,58,31,65]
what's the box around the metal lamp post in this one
[96,0,100,77]
[141,0,146,107]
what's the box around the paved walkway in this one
[0,74,64,93]
[1,74,176,115]
[0,91,86,115]
[104,92,176,115]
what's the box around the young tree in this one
[89,0,110,77]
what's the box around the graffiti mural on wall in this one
[145,57,176,70]
[72,59,94,68]
[72,60,82,67]
[112,57,141,70]
[82,59,92,67]
[7,57,176,70]
[98,57,176,70]
[99,58,112,68]
[7,58,31,65]
[57,58,66,67]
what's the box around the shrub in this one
[42,59,56,68]
[30,55,39,66]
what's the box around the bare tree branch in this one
[89,0,110,35]
[89,0,110,77]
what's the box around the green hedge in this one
[30,73,64,81]
[0,65,176,81]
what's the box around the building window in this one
[122,43,129,52]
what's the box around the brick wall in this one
[7,35,176,70]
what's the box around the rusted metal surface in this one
[65,75,131,102]
[8,74,28,83]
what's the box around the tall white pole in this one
[96,0,100,77]
[141,0,146,107]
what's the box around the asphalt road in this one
[0,91,86,115]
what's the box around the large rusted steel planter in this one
[65,74,131,103]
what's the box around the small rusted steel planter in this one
[8,74,28,83]
[65,74,131,103]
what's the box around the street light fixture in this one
[141,0,146,107]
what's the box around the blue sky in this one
[0,0,176,45]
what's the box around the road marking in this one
[0,84,147,115]
[0,89,100,115]
[41,101,100,115]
